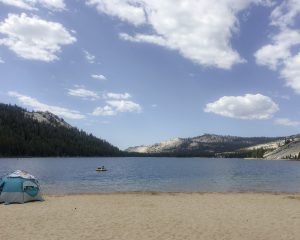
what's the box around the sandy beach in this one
[1,193,300,240]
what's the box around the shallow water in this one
[1,157,300,193]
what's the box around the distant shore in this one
[1,192,300,240]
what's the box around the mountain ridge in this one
[125,134,284,153]
[126,134,300,159]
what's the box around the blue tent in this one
[0,170,43,204]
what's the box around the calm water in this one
[1,157,300,193]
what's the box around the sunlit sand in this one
[1,193,300,240]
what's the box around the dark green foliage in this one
[215,148,268,159]
[282,153,300,160]
[248,148,267,158]
[284,138,291,145]
[216,151,249,158]
[0,104,120,157]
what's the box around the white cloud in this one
[8,91,85,119]
[255,0,300,94]
[106,100,141,113]
[0,13,76,62]
[91,74,106,80]
[255,28,300,70]
[274,118,300,127]
[83,50,96,63]
[0,0,66,11]
[280,53,300,93]
[204,94,279,120]
[92,100,141,116]
[0,57,4,63]
[270,0,300,28]
[0,0,34,10]
[104,92,131,100]
[92,106,116,116]
[93,90,141,116]
[67,86,99,100]
[39,0,65,10]
[119,33,169,48]
[86,0,274,69]
[86,0,146,26]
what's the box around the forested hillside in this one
[0,104,120,157]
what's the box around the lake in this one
[1,157,300,193]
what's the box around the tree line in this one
[0,104,121,157]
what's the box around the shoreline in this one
[43,191,300,196]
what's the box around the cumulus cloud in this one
[204,94,279,120]
[119,33,169,48]
[92,92,141,116]
[255,0,300,93]
[0,57,4,63]
[91,74,106,80]
[67,86,99,100]
[104,92,131,100]
[85,0,275,69]
[8,91,85,119]
[0,13,76,62]
[274,118,300,127]
[0,0,66,10]
[270,0,300,28]
[280,53,300,94]
[92,100,141,116]
[83,50,96,63]
[255,28,300,70]
[92,106,116,116]
[85,0,146,26]
[106,100,141,113]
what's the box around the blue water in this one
[1,157,300,193]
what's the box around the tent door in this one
[23,181,39,197]
[0,180,4,203]
[0,180,4,194]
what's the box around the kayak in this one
[96,167,107,172]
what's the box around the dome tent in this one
[0,170,43,204]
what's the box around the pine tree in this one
[0,104,121,157]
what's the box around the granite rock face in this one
[25,111,72,129]
[126,134,281,155]
[264,139,300,160]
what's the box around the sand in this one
[1,193,300,240]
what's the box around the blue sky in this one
[0,0,300,149]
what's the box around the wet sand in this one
[1,192,300,240]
